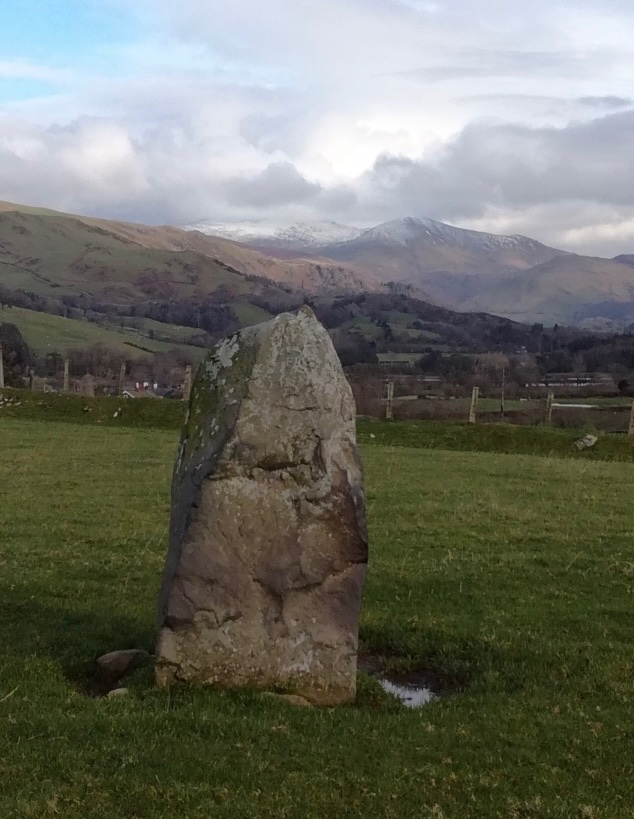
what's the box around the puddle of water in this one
[379,678,437,708]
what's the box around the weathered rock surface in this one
[156,307,368,705]
[96,649,150,678]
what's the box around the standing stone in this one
[156,307,368,705]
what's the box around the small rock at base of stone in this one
[96,649,150,678]
[107,688,129,698]
[262,693,315,708]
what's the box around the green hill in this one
[0,306,207,359]
[0,208,271,304]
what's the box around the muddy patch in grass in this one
[359,654,460,709]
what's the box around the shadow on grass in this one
[1,585,550,707]
[0,586,156,695]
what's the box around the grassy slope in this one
[0,209,254,301]
[1,418,633,817]
[0,306,206,358]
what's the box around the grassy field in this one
[1,306,205,359]
[357,417,634,462]
[1,417,633,817]
[5,388,634,460]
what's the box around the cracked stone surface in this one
[156,307,368,705]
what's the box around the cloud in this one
[224,162,322,208]
[351,109,634,253]
[577,95,632,109]
[400,49,613,83]
[0,115,147,213]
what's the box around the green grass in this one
[4,390,634,462]
[0,388,185,429]
[358,418,634,462]
[231,303,274,326]
[1,306,206,359]
[1,417,633,817]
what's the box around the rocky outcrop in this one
[156,307,368,705]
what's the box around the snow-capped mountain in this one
[344,217,553,254]
[306,216,569,309]
[183,219,362,250]
[181,213,578,321]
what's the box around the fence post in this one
[500,367,506,419]
[545,392,554,426]
[63,359,70,393]
[183,365,193,403]
[83,374,95,398]
[468,386,479,424]
[118,363,126,396]
[0,345,4,390]
[628,400,634,435]
[385,380,394,420]
[29,368,35,391]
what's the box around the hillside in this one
[454,254,634,325]
[0,305,208,359]
[0,201,384,299]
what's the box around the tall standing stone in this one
[156,307,368,705]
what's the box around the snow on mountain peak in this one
[181,219,361,248]
[181,214,548,255]
[272,221,362,247]
[355,217,541,251]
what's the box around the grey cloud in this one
[354,109,634,221]
[223,162,323,208]
[340,109,634,253]
[577,95,632,109]
[239,112,311,155]
[394,48,613,82]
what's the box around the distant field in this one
[0,306,207,359]
[231,303,274,326]
[0,417,633,817]
[4,389,634,461]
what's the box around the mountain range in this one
[185,215,634,327]
[3,198,634,336]
[0,200,547,364]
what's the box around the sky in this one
[2,0,634,254]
